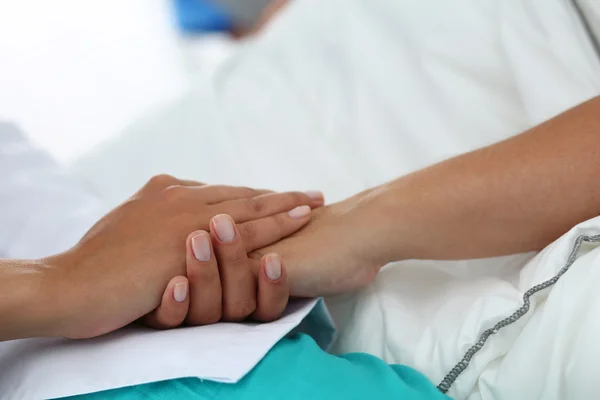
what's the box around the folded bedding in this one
[336,217,600,399]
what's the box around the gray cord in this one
[437,233,600,394]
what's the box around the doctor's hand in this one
[41,175,322,339]
[143,215,290,329]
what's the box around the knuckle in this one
[241,187,258,197]
[161,185,188,202]
[224,299,256,321]
[239,221,258,243]
[148,174,176,188]
[157,312,185,329]
[188,308,222,326]
[203,185,225,200]
[272,213,288,234]
[224,247,248,266]
[202,311,222,325]
[202,184,221,192]
[286,191,306,205]
[188,263,219,281]
[253,311,278,323]
[292,191,306,202]
[254,295,287,323]
[245,196,265,214]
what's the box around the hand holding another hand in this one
[142,214,292,330]
[39,175,322,339]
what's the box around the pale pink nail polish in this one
[213,214,236,243]
[288,205,311,219]
[174,282,188,303]
[265,255,282,281]
[305,191,324,201]
[191,232,211,262]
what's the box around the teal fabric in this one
[65,334,450,400]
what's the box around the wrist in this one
[39,250,87,338]
[0,258,66,340]
[358,180,415,264]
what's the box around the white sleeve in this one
[0,122,108,259]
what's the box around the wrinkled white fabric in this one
[69,0,600,399]
[73,0,600,205]
[575,0,600,45]
[0,122,106,259]
[341,221,600,399]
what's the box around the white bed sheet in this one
[71,0,600,398]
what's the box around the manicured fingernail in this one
[265,254,282,281]
[174,282,188,303]
[288,205,311,219]
[213,214,236,243]
[191,232,211,261]
[305,191,324,201]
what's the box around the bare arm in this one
[256,96,600,297]
[374,96,600,261]
[0,259,59,341]
[0,175,321,341]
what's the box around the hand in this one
[143,214,290,329]
[41,174,322,339]
[250,190,388,297]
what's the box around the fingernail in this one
[265,254,282,281]
[191,232,211,262]
[288,205,311,219]
[305,191,324,201]
[174,282,188,303]
[213,214,236,243]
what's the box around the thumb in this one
[142,276,190,329]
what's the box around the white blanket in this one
[71,0,600,398]
[336,219,600,399]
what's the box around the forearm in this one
[0,259,62,341]
[372,96,600,261]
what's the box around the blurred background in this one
[0,0,273,164]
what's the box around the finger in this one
[142,276,189,329]
[185,230,223,325]
[237,206,312,252]
[210,214,257,321]
[252,253,289,322]
[217,191,324,223]
[136,174,205,196]
[202,185,272,204]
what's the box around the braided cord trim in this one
[437,234,600,393]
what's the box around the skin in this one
[4,94,599,339]
[252,96,600,297]
[0,174,324,341]
[143,221,291,330]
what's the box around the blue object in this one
[64,334,450,400]
[172,0,233,33]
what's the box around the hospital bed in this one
[70,0,600,398]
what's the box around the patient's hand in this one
[250,191,387,297]
[143,214,292,329]
[42,175,322,339]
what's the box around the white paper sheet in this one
[0,298,321,400]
